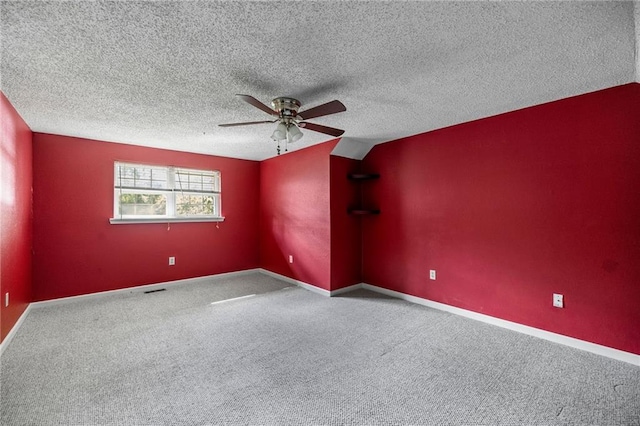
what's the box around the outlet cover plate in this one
[169,256,175,266]
[429,270,436,280]
[553,293,563,308]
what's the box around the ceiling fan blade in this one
[299,122,345,137]
[236,94,277,116]
[297,100,346,120]
[219,120,276,127]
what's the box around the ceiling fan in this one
[219,94,346,153]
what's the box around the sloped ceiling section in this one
[0,1,637,161]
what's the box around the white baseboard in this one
[30,268,261,308]
[257,269,362,297]
[329,283,363,296]
[360,283,640,367]
[259,269,331,296]
[0,304,32,357]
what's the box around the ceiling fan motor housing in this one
[272,97,301,121]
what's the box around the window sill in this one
[109,217,225,225]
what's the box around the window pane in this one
[115,163,168,190]
[119,193,167,216]
[176,194,216,216]
[175,169,218,193]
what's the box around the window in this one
[110,162,222,224]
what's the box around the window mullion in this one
[167,167,176,216]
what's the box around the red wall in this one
[330,155,362,290]
[361,83,640,354]
[1,93,32,342]
[259,141,339,290]
[32,134,260,301]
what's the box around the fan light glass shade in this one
[287,124,303,143]
[271,122,288,141]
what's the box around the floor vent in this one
[143,288,166,294]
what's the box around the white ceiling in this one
[1,1,638,161]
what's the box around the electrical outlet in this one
[4,292,8,307]
[553,293,564,308]
[429,270,436,280]
[289,255,294,264]
[169,256,175,266]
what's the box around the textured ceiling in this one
[1,1,637,161]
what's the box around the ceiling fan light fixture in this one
[271,122,287,140]
[287,124,303,143]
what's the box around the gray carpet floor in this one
[1,272,638,425]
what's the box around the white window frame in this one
[110,162,224,224]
